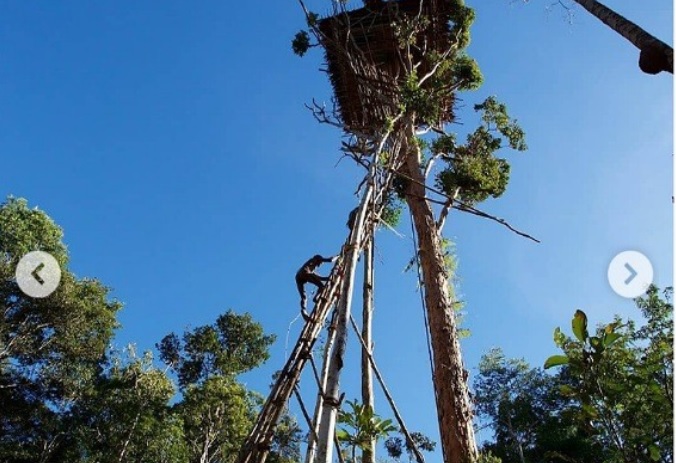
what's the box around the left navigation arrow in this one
[16,251,61,298]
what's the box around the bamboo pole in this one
[305,313,339,463]
[315,175,374,463]
[349,315,425,463]
[361,238,376,463]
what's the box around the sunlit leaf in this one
[572,310,588,342]
[544,355,569,369]
[603,332,621,347]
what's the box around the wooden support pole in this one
[305,313,339,463]
[361,238,376,463]
[295,386,346,463]
[349,315,426,463]
[315,176,374,463]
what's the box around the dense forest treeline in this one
[1,197,672,463]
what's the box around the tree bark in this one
[573,0,673,74]
[401,123,478,463]
[361,239,376,463]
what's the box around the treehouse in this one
[318,0,460,134]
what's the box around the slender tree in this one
[73,348,188,463]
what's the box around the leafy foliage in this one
[0,196,68,266]
[292,30,311,57]
[476,287,673,463]
[267,414,303,463]
[544,287,673,463]
[337,399,397,463]
[0,197,121,462]
[474,348,602,463]
[384,431,436,462]
[158,313,293,463]
[434,97,526,206]
[158,310,275,387]
[380,192,403,229]
[72,348,189,463]
[400,71,445,125]
[0,196,297,463]
[178,376,258,463]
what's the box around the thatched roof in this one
[318,0,457,134]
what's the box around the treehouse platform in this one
[318,0,460,134]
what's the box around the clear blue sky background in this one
[1,0,672,458]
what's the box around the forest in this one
[0,196,672,462]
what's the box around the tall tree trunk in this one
[361,238,376,463]
[573,0,673,74]
[316,183,373,463]
[401,123,478,463]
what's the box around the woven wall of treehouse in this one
[319,0,457,134]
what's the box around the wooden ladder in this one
[235,238,351,463]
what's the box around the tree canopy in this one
[475,286,673,463]
[0,197,299,463]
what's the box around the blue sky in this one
[0,0,672,458]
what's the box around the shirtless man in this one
[296,254,337,320]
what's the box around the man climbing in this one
[296,254,337,320]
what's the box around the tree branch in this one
[455,203,540,243]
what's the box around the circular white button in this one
[16,251,62,298]
[607,251,653,299]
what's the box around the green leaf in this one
[603,332,621,347]
[544,355,569,369]
[648,444,661,461]
[572,310,588,342]
[376,418,397,435]
[336,429,350,441]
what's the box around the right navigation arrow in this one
[623,262,638,285]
